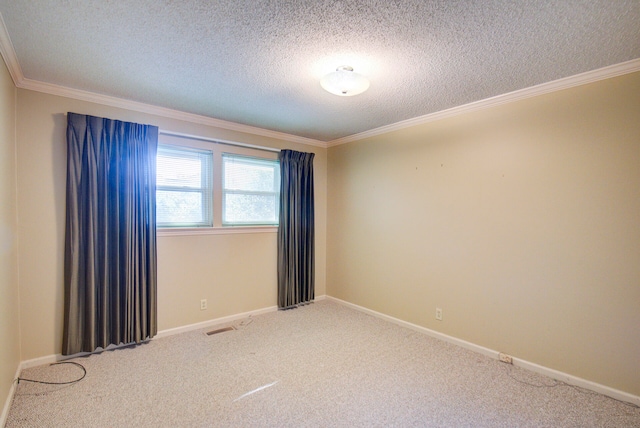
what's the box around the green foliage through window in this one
[222,154,280,226]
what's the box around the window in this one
[155,133,280,231]
[156,145,213,227]
[222,154,280,226]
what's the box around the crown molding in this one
[0,11,24,85]
[17,78,328,148]
[328,58,640,147]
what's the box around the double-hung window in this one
[156,133,280,231]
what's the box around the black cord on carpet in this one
[502,362,640,410]
[17,361,86,385]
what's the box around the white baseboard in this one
[156,296,325,339]
[325,296,640,407]
[512,358,640,407]
[0,364,20,428]
[155,304,278,338]
[19,345,125,370]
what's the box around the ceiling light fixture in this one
[320,65,370,96]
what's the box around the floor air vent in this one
[206,326,236,336]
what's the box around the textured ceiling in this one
[0,1,639,142]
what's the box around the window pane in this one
[157,150,203,188]
[157,145,213,227]
[223,157,277,192]
[222,154,280,225]
[157,190,205,224]
[224,193,278,224]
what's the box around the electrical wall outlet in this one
[498,352,513,364]
[435,307,443,321]
[200,299,207,310]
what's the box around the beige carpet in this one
[7,300,640,427]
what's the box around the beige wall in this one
[327,72,640,396]
[0,59,19,415]
[15,89,327,360]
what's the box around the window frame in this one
[156,133,280,236]
[156,144,214,228]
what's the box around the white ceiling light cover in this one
[320,66,370,96]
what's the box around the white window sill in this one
[157,226,277,237]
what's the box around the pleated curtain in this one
[63,112,158,355]
[277,150,315,309]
